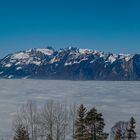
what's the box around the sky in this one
[0,0,140,58]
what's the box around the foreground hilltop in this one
[0,47,140,80]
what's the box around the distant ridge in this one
[0,47,140,80]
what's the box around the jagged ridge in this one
[0,47,140,80]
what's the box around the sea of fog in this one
[0,80,140,139]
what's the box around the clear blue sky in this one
[0,0,140,57]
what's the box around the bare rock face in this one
[0,47,140,80]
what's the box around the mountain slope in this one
[0,47,139,80]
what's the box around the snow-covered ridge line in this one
[0,47,134,61]
[0,47,135,68]
[0,46,139,80]
[0,47,135,67]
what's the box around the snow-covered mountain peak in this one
[0,47,55,69]
[11,52,30,60]
[118,53,133,62]
[0,47,140,80]
[36,48,54,56]
[10,47,54,60]
[25,47,54,55]
[79,48,93,54]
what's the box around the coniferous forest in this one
[11,101,137,140]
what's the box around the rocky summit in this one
[0,47,140,80]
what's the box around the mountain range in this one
[0,47,140,80]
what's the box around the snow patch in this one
[64,61,72,66]
[10,59,16,63]
[50,57,60,63]
[107,55,117,64]
[7,75,14,79]
[0,71,3,74]
[119,54,133,62]
[36,48,53,55]
[65,58,88,66]
[31,61,41,66]
[12,52,29,60]
[16,67,22,70]
[79,48,93,54]
[22,76,30,79]
[90,60,95,63]
[15,62,21,65]
[5,63,12,67]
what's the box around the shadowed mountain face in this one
[0,47,140,80]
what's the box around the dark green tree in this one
[85,107,107,140]
[127,117,136,140]
[14,124,29,140]
[75,104,88,140]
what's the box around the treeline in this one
[12,101,137,140]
